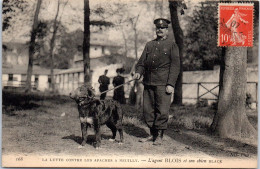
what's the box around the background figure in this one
[98,69,110,100]
[113,68,126,104]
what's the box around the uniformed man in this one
[134,18,180,145]
[98,69,110,100]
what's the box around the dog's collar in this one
[78,97,94,106]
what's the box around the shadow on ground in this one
[123,124,150,138]
[2,103,41,116]
[166,127,257,157]
[62,133,119,146]
[62,134,96,146]
[2,90,73,113]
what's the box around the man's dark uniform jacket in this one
[136,37,180,87]
[98,75,110,100]
[98,75,110,90]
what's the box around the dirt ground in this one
[2,93,258,167]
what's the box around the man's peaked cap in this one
[154,18,171,28]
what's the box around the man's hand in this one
[166,85,174,94]
[133,73,141,80]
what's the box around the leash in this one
[100,79,136,95]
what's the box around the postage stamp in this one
[218,3,254,47]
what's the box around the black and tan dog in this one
[70,85,124,148]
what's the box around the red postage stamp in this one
[218,3,254,47]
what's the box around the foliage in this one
[97,53,136,74]
[2,0,29,31]
[90,20,114,28]
[55,29,82,68]
[34,21,75,69]
[183,2,222,71]
[91,1,155,58]
[35,21,49,39]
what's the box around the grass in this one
[2,90,258,160]
[1,90,217,130]
[2,90,257,131]
[168,105,216,130]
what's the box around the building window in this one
[35,75,39,82]
[48,76,51,83]
[21,74,27,82]
[8,74,13,81]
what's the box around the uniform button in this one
[156,48,158,50]
[152,61,154,63]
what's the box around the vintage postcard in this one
[2,0,258,168]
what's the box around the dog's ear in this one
[78,85,95,99]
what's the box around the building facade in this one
[2,65,53,91]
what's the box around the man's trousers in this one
[99,86,108,100]
[143,85,172,130]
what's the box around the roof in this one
[2,65,61,75]
[3,30,121,48]
[55,67,83,74]
[56,57,108,74]
[90,35,120,47]
[2,56,112,75]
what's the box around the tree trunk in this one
[83,0,91,85]
[49,0,60,93]
[134,28,138,60]
[169,0,183,105]
[25,0,42,93]
[210,47,257,139]
[122,30,128,58]
[132,14,140,61]
[210,48,225,131]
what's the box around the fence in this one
[2,80,37,90]
[182,82,258,106]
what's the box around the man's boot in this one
[153,130,164,145]
[139,128,155,142]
